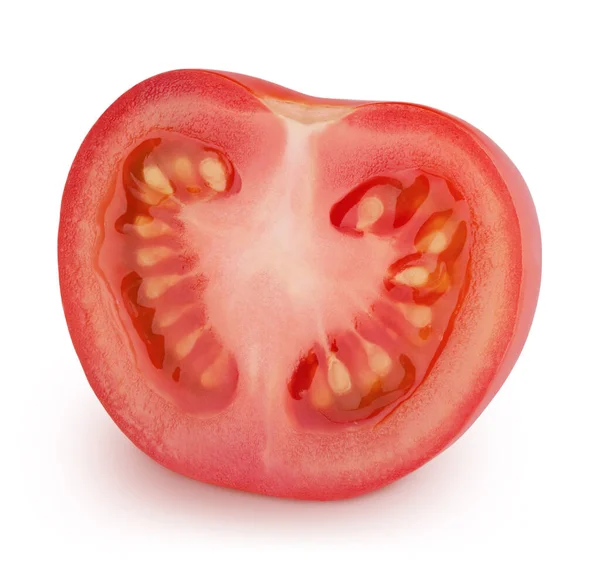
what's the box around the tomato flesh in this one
[59,70,541,500]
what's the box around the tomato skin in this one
[439,116,541,438]
[58,70,541,500]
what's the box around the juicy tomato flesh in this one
[59,70,541,500]
[99,128,470,428]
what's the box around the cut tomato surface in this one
[58,70,541,500]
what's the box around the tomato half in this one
[58,70,541,500]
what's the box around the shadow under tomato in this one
[71,397,492,540]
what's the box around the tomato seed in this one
[142,274,181,299]
[199,157,228,192]
[393,266,430,287]
[174,327,205,359]
[136,246,173,267]
[327,355,352,394]
[356,196,385,231]
[143,165,174,195]
[174,156,193,180]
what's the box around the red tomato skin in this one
[59,70,541,500]
[443,116,541,436]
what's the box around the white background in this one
[2,1,598,564]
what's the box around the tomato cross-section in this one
[58,70,541,500]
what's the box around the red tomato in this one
[58,70,541,500]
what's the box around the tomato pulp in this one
[58,70,541,500]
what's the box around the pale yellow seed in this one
[199,157,227,192]
[143,275,180,299]
[133,216,171,238]
[327,355,352,394]
[402,304,433,328]
[427,231,448,253]
[356,196,384,230]
[134,214,152,226]
[174,328,204,359]
[143,165,173,195]
[136,247,172,267]
[309,379,335,409]
[174,156,193,180]
[200,354,226,389]
[135,186,164,205]
[363,341,393,376]
[393,266,430,287]
[155,305,191,328]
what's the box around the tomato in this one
[58,70,541,500]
